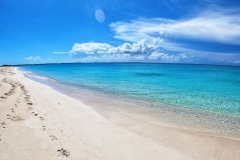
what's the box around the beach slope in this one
[0,67,239,160]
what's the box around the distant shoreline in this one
[1,61,240,68]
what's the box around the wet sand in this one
[0,67,240,160]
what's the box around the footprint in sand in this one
[31,112,38,116]
[57,148,70,158]
[6,114,11,119]
[41,126,46,131]
[10,116,23,122]
[39,117,45,121]
[50,135,58,141]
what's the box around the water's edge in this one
[19,68,240,140]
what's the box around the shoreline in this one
[0,67,240,159]
[21,67,240,140]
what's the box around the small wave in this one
[23,71,57,83]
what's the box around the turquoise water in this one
[20,63,240,115]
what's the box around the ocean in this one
[20,63,240,138]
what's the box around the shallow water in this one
[19,63,240,138]
[20,63,240,115]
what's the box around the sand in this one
[0,67,240,160]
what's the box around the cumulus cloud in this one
[24,56,41,61]
[70,42,113,54]
[108,9,240,64]
[52,8,240,64]
[53,43,113,55]
[105,39,163,55]
[66,39,163,55]
[148,52,186,60]
[80,54,131,62]
[70,42,112,54]
[60,39,189,62]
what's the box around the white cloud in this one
[108,9,240,64]
[62,39,238,64]
[67,39,188,62]
[110,10,240,44]
[24,56,41,61]
[70,42,113,54]
[106,39,163,55]
[68,39,163,55]
[81,54,132,62]
[148,52,188,62]
[52,8,240,64]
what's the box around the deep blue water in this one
[20,63,240,115]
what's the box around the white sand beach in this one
[0,67,240,160]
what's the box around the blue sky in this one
[0,0,240,65]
